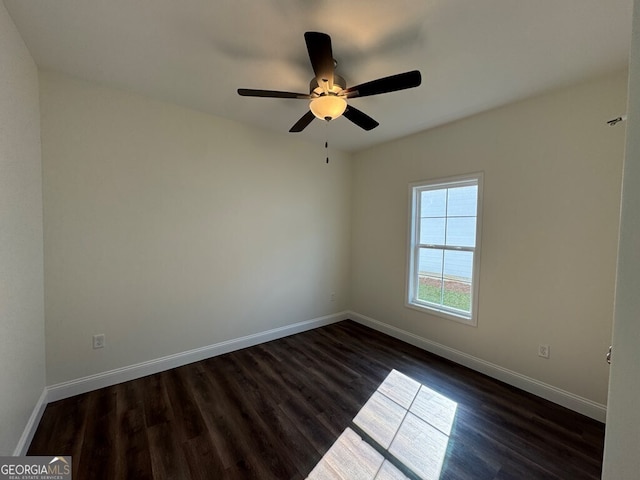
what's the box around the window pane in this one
[443,250,473,312]
[418,248,442,304]
[447,186,477,217]
[445,217,476,247]
[418,248,443,278]
[420,217,445,245]
[420,189,446,217]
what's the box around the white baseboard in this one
[46,311,349,403]
[348,311,607,422]
[13,388,48,456]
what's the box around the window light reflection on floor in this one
[306,369,457,480]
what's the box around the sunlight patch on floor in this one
[307,369,458,480]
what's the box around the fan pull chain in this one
[325,121,329,164]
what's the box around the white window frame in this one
[406,172,483,326]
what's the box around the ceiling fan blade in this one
[289,110,316,132]
[305,32,335,90]
[343,105,379,131]
[238,88,310,99]
[344,70,422,99]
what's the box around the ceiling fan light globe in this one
[310,95,347,121]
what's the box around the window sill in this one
[405,301,477,327]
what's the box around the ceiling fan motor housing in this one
[309,74,346,96]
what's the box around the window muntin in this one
[407,174,482,325]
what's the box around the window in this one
[406,173,483,325]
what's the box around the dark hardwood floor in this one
[28,320,605,479]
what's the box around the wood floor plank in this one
[114,407,153,480]
[182,364,238,471]
[27,320,605,479]
[182,433,226,480]
[74,387,118,480]
[140,373,174,428]
[147,422,191,480]
[162,368,206,442]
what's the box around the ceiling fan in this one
[237,32,422,133]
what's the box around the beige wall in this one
[40,71,352,385]
[0,2,45,455]
[351,71,627,405]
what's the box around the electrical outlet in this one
[93,334,105,349]
[330,292,336,302]
[538,344,550,359]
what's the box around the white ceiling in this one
[4,0,633,152]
